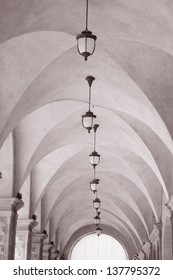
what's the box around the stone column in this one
[138,249,145,260]
[149,221,162,259]
[170,213,173,259]
[15,219,38,260]
[0,197,24,260]
[155,222,162,259]
[31,232,48,260]
[50,250,59,260]
[142,240,152,259]
[42,242,54,260]
[165,204,173,259]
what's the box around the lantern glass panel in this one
[93,199,101,209]
[77,37,86,54]
[90,154,100,166]
[90,182,97,192]
[82,115,93,130]
[96,227,102,236]
[90,179,99,192]
[86,36,95,54]
[77,32,96,57]
[94,216,100,225]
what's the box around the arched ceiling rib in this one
[58,217,139,255]
[43,171,153,233]
[34,147,159,221]
[1,0,173,55]
[53,201,143,248]
[43,174,149,235]
[1,0,173,257]
[1,42,173,153]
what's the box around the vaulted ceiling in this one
[0,0,173,259]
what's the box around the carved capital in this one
[16,219,38,232]
[0,198,24,212]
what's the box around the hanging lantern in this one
[89,151,100,167]
[93,198,101,210]
[82,76,96,133]
[76,0,97,61]
[94,215,100,226]
[90,178,99,193]
[96,226,102,236]
[82,111,96,133]
[89,124,100,166]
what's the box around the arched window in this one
[70,233,128,260]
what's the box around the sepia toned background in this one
[0,0,173,260]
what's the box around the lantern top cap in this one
[96,227,102,231]
[93,124,99,132]
[82,111,96,118]
[86,75,95,87]
[93,197,101,202]
[89,151,100,157]
[76,30,97,40]
[90,178,100,184]
[96,226,102,236]
[94,215,100,219]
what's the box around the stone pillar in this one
[50,249,59,260]
[132,253,139,260]
[149,223,160,259]
[170,213,173,259]
[0,198,24,259]
[15,219,38,260]
[31,232,48,260]
[165,203,173,259]
[155,222,162,259]
[142,240,152,260]
[138,249,145,260]
[42,243,54,260]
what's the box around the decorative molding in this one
[0,198,24,259]
[15,219,38,260]
[17,219,37,231]
[0,216,7,260]
[42,242,54,260]
[31,232,48,260]
[149,224,160,244]
[0,198,24,212]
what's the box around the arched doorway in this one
[70,233,128,260]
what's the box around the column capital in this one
[31,232,48,260]
[0,197,24,212]
[0,198,23,259]
[50,251,59,260]
[154,221,162,237]
[142,240,152,251]
[165,203,173,216]
[168,196,173,210]
[32,232,48,243]
[150,222,162,243]
[16,219,38,231]
[147,239,152,246]
[43,243,54,251]
[154,221,162,231]
[15,219,36,260]
[42,242,55,260]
